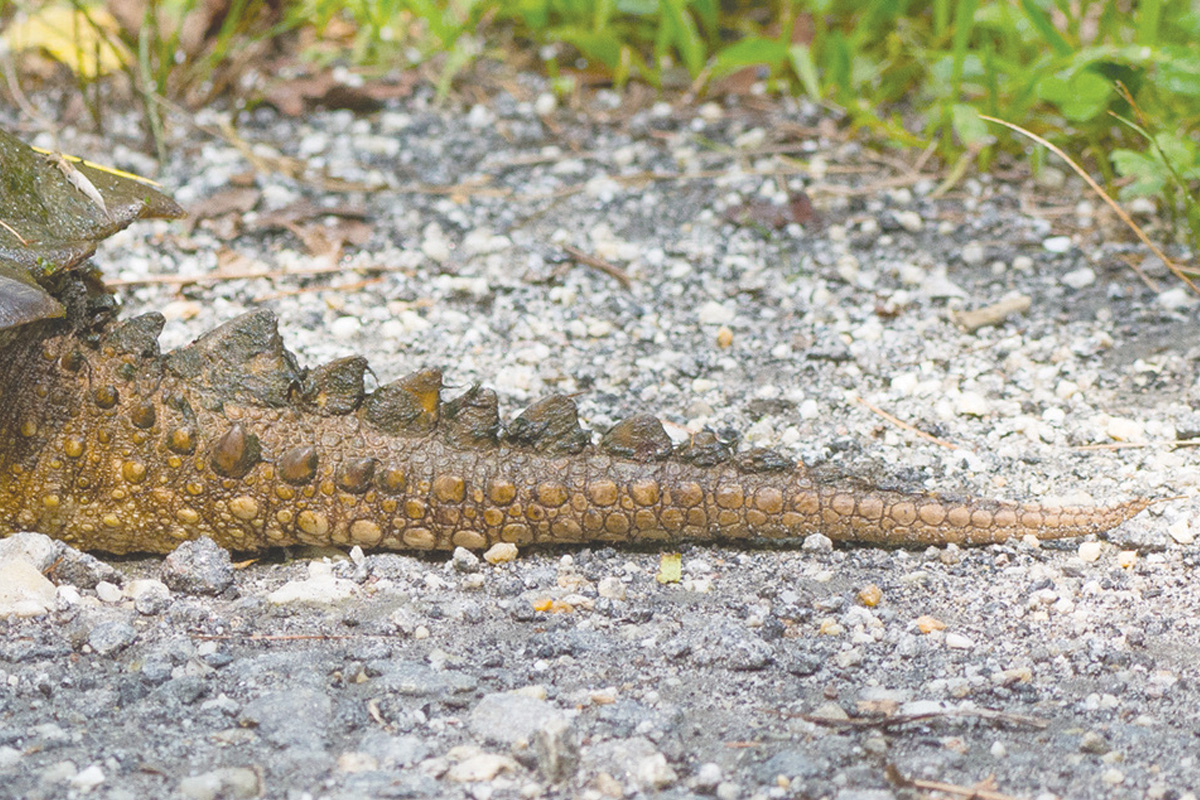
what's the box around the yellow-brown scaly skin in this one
[0,275,1150,554]
[0,128,1151,553]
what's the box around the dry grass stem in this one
[853,395,961,451]
[981,115,1200,296]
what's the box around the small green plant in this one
[1110,115,1200,256]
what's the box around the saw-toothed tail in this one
[0,297,1152,554]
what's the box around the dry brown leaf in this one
[262,73,417,117]
[214,246,262,277]
[189,186,261,221]
[256,199,368,230]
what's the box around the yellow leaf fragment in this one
[655,552,682,584]
[3,3,130,79]
[30,146,163,187]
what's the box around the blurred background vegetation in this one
[1,0,1197,249]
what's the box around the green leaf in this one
[950,104,989,145]
[549,25,623,69]
[616,0,658,14]
[1111,149,1168,197]
[1158,52,1200,97]
[711,35,788,77]
[788,43,821,99]
[659,0,705,75]
[1036,70,1111,122]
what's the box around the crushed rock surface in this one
[2,79,1200,799]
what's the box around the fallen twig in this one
[252,277,385,303]
[106,262,408,289]
[561,244,633,289]
[1116,252,1163,293]
[887,764,1024,800]
[0,219,28,245]
[853,395,961,451]
[775,706,1047,731]
[1074,440,1200,451]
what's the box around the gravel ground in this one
[2,76,1200,800]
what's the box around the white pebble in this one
[894,210,924,232]
[960,243,986,265]
[1106,416,1145,442]
[0,745,21,770]
[1101,768,1125,786]
[990,741,1007,758]
[330,316,361,341]
[462,228,511,255]
[534,92,557,116]
[1078,541,1103,562]
[733,128,766,149]
[1042,236,1073,253]
[955,391,990,417]
[945,633,975,650]
[466,104,495,129]
[484,543,518,564]
[1158,286,1198,311]
[420,224,452,263]
[95,582,123,603]
[1128,197,1156,215]
[697,300,735,325]
[802,533,833,552]
[695,762,723,788]
[69,764,105,791]
[1061,267,1096,289]
[1168,518,1195,545]
[597,576,626,600]
[1055,380,1079,400]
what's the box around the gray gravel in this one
[2,76,1200,800]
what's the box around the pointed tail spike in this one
[101,313,164,359]
[506,394,590,455]
[600,414,673,462]
[165,309,301,407]
[442,385,501,449]
[674,429,734,466]
[362,368,443,434]
[301,356,368,416]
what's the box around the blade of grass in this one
[1135,0,1162,45]
[980,114,1199,296]
[1018,0,1072,56]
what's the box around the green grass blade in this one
[1019,0,1072,56]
